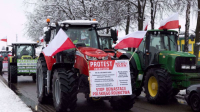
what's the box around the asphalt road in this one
[1,72,193,112]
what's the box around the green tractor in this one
[119,29,200,104]
[8,43,40,83]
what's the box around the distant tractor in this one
[119,29,200,104]
[98,33,123,58]
[0,50,11,73]
[8,43,39,83]
[37,20,136,112]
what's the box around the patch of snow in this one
[0,80,32,112]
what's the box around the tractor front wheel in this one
[144,68,172,104]
[37,57,49,104]
[52,68,78,112]
[10,65,17,83]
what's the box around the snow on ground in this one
[0,80,32,112]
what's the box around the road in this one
[1,72,193,112]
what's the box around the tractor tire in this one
[144,68,172,104]
[37,57,49,104]
[52,68,78,112]
[32,75,36,83]
[135,88,142,97]
[109,63,136,110]
[8,61,10,82]
[10,65,17,83]
[0,61,2,75]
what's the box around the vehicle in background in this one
[8,43,40,83]
[0,50,11,73]
[185,84,200,112]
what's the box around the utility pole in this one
[16,34,18,42]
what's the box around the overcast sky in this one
[0,0,197,49]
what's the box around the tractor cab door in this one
[137,38,146,70]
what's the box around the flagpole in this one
[129,48,137,61]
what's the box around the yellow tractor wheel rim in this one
[148,76,158,97]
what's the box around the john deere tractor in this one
[8,43,39,83]
[119,29,200,104]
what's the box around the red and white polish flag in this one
[8,53,12,57]
[43,29,76,56]
[114,31,147,49]
[143,19,149,31]
[159,13,179,30]
[39,36,44,42]
[0,37,7,42]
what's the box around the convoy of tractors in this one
[2,19,200,112]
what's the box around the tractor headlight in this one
[181,65,186,69]
[191,66,196,69]
[86,55,97,60]
[185,65,190,69]
[181,65,190,69]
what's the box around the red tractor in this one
[37,20,136,112]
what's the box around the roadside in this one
[0,75,32,112]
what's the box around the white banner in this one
[89,60,132,97]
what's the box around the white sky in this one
[0,0,197,48]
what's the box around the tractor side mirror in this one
[6,47,8,51]
[190,34,195,41]
[44,30,51,42]
[110,29,118,44]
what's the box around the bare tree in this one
[184,0,191,52]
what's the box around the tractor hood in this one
[159,51,196,57]
[78,47,107,58]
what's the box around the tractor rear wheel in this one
[144,68,172,104]
[52,68,78,112]
[10,65,17,83]
[37,57,50,104]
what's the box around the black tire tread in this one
[53,68,78,112]
[10,65,17,83]
[144,68,172,104]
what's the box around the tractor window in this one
[16,45,34,58]
[64,26,98,48]
[150,34,177,51]
[99,37,112,49]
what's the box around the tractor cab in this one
[0,50,11,61]
[137,30,179,69]
[10,43,39,59]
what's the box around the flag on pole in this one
[114,31,147,49]
[8,53,12,57]
[143,19,149,31]
[39,36,44,42]
[159,13,179,30]
[43,29,76,56]
[0,37,7,42]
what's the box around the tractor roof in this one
[98,34,111,37]
[8,42,41,47]
[59,20,98,25]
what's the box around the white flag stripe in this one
[160,13,179,26]
[43,29,69,56]
[118,31,147,42]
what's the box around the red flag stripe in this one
[1,39,7,42]
[115,37,143,49]
[159,20,179,30]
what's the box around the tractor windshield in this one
[16,45,34,57]
[64,26,98,48]
[150,34,177,51]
